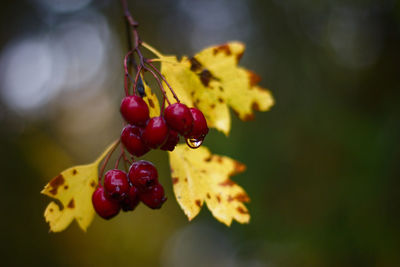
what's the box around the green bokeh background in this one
[1,0,399,266]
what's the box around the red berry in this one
[128,160,158,191]
[164,103,193,135]
[121,186,140,212]
[185,108,209,140]
[140,182,167,209]
[160,130,180,151]
[92,186,120,220]
[121,125,150,157]
[103,169,130,201]
[141,116,169,149]
[120,95,149,126]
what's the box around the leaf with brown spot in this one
[189,57,203,71]
[195,200,202,207]
[213,44,232,56]
[67,199,75,209]
[220,179,236,187]
[169,145,250,226]
[234,193,250,202]
[41,141,118,232]
[237,207,249,215]
[161,42,274,135]
[48,175,65,195]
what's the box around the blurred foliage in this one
[0,0,399,266]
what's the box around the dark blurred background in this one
[1,0,399,266]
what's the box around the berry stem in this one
[121,0,140,48]
[115,151,124,169]
[161,96,166,115]
[121,0,179,105]
[126,72,136,87]
[120,145,130,172]
[121,0,138,96]
[143,65,171,105]
[121,0,144,97]
[135,47,171,103]
[145,60,180,103]
[132,65,143,95]
[123,50,133,96]
[98,140,121,183]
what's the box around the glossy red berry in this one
[120,95,149,126]
[185,108,209,140]
[164,103,193,135]
[139,182,167,209]
[160,130,180,151]
[128,160,158,191]
[103,169,130,200]
[141,116,169,149]
[121,186,140,212]
[92,186,120,220]
[121,125,150,157]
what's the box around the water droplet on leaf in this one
[186,138,203,149]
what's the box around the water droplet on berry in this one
[186,138,203,149]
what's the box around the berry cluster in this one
[92,160,165,219]
[120,95,208,154]
[91,2,209,220]
[92,95,208,220]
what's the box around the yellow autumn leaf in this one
[169,144,250,226]
[159,42,274,135]
[41,141,118,232]
[141,75,160,117]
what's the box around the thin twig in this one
[120,0,179,105]
[115,152,124,169]
[132,65,143,95]
[98,140,121,183]
[143,65,171,105]
[145,60,180,103]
